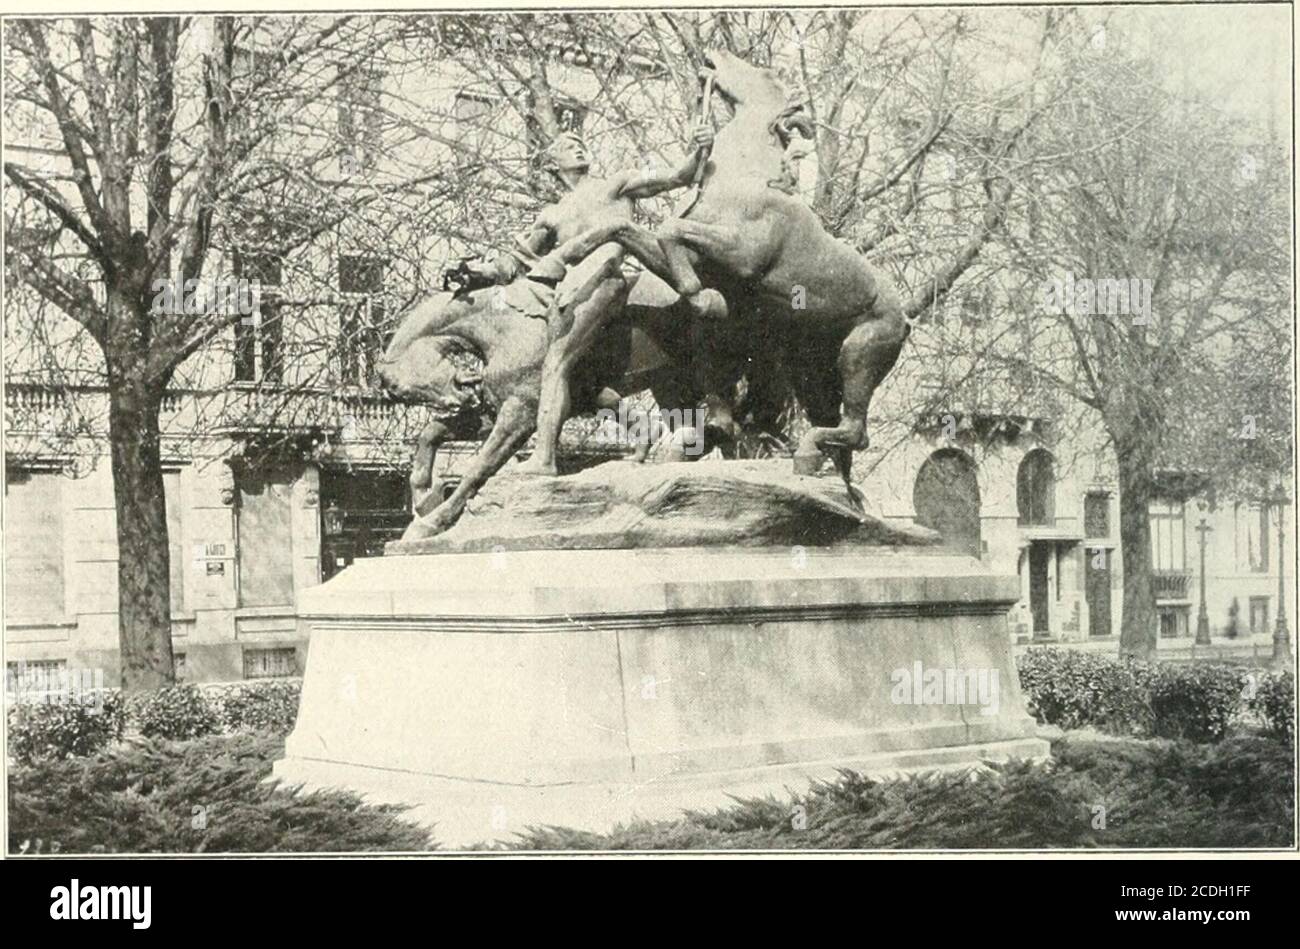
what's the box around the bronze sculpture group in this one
[377,50,908,542]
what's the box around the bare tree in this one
[933,25,1291,659]
[3,15,441,689]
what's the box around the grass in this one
[8,730,1293,853]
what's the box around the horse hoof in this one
[845,484,866,513]
[689,288,728,321]
[514,458,559,478]
[792,451,823,476]
[401,519,434,542]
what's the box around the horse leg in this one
[402,397,535,541]
[409,419,448,493]
[546,219,726,321]
[794,318,907,511]
[657,217,758,321]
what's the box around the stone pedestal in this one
[274,546,1048,847]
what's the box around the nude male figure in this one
[510,125,722,476]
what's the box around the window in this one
[454,91,498,154]
[338,254,388,387]
[1249,596,1271,634]
[164,470,185,613]
[230,46,278,142]
[1149,500,1187,572]
[1084,492,1111,539]
[1017,450,1055,526]
[3,469,65,620]
[232,252,283,384]
[1158,605,1189,639]
[338,67,384,174]
[319,469,410,581]
[913,449,981,558]
[6,659,67,697]
[959,284,994,326]
[243,647,297,680]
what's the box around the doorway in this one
[1028,542,1051,637]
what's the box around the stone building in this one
[863,410,1293,663]
[3,21,658,688]
[4,19,1292,689]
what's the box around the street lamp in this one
[1195,499,1212,646]
[323,500,345,537]
[1269,484,1292,670]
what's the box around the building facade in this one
[864,411,1295,663]
[4,19,1293,687]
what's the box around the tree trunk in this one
[108,376,175,691]
[1116,442,1158,661]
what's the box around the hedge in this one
[1244,670,1296,742]
[8,677,303,764]
[6,691,126,766]
[207,680,302,736]
[1016,648,1295,743]
[130,685,223,740]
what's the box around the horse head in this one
[701,49,814,147]
[377,330,484,419]
[376,285,494,412]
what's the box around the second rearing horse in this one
[540,48,909,508]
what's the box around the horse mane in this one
[769,103,814,146]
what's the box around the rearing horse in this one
[537,49,909,506]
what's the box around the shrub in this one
[1146,662,1245,742]
[513,734,1293,851]
[1016,648,1279,744]
[130,685,221,740]
[1244,670,1295,742]
[6,692,126,766]
[7,733,434,853]
[1014,648,1152,734]
[208,680,302,736]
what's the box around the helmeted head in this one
[544,131,591,174]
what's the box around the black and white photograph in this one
[0,0,1295,874]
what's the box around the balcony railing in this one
[5,382,410,445]
[1151,569,1192,600]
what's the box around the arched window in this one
[1017,449,1055,526]
[913,449,982,558]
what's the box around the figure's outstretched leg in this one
[517,276,628,477]
[536,219,726,320]
[534,221,675,293]
[401,397,535,541]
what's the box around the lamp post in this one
[1270,485,1292,670]
[1195,502,1212,646]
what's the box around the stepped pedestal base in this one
[274,547,1048,848]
